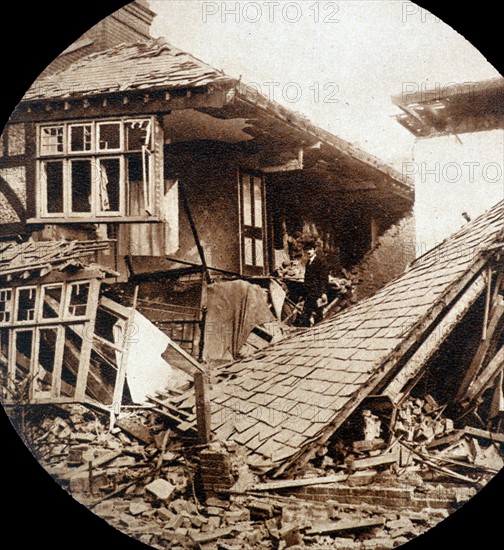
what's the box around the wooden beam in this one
[305,518,385,536]
[74,279,101,400]
[261,148,304,173]
[179,180,212,285]
[168,338,205,374]
[463,345,504,405]
[194,370,211,445]
[11,85,233,124]
[383,271,487,401]
[250,472,374,492]
[464,425,504,444]
[456,298,504,401]
[51,324,66,399]
[482,267,493,340]
[348,449,400,471]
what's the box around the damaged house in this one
[163,200,504,482]
[0,32,413,411]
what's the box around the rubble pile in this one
[12,395,503,550]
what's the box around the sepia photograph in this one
[0,2,502,549]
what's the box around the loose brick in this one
[129,502,149,516]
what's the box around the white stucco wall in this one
[405,129,504,256]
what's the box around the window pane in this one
[255,239,264,267]
[126,120,151,151]
[14,330,34,390]
[70,124,92,152]
[244,237,254,266]
[98,122,121,150]
[61,327,81,398]
[127,154,149,215]
[243,174,252,226]
[253,176,263,229]
[71,160,92,213]
[0,328,8,366]
[44,161,64,214]
[34,328,58,396]
[41,126,64,155]
[42,285,63,319]
[98,158,121,213]
[0,289,13,323]
[17,288,36,322]
[67,283,89,317]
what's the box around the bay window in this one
[37,117,157,220]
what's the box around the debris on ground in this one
[10,388,503,550]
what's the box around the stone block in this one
[145,479,175,502]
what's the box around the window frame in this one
[239,169,268,275]
[36,117,156,221]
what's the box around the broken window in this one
[0,328,8,379]
[69,124,92,152]
[12,330,34,398]
[67,282,90,317]
[126,119,152,151]
[61,328,81,398]
[16,287,37,322]
[41,284,63,319]
[34,327,58,397]
[70,159,92,213]
[37,118,156,219]
[0,289,13,323]
[42,161,64,214]
[240,171,267,274]
[40,125,64,155]
[98,122,121,151]
[98,158,121,213]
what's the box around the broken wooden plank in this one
[433,454,500,475]
[115,417,154,445]
[464,345,504,404]
[464,426,504,444]
[58,450,123,481]
[457,300,504,401]
[305,518,384,536]
[400,442,478,483]
[151,407,196,432]
[425,430,464,449]
[353,438,385,453]
[348,449,400,471]
[249,471,377,492]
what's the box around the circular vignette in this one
[0,2,503,550]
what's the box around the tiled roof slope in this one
[208,201,504,472]
[18,38,412,191]
[23,38,231,101]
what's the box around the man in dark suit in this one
[302,238,329,326]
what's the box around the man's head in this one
[303,238,317,260]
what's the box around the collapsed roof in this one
[0,239,114,280]
[194,201,504,475]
